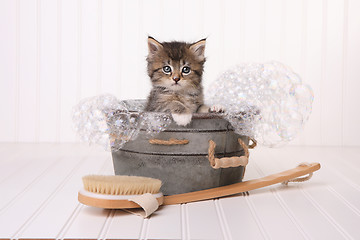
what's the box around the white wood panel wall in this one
[1,0,360,146]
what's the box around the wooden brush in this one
[78,163,320,209]
[164,162,321,205]
[78,175,164,209]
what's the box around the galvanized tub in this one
[110,110,249,195]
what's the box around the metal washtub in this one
[110,110,249,195]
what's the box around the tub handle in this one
[248,137,257,149]
[149,138,189,145]
[208,138,249,169]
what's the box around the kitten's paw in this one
[209,104,226,113]
[197,105,210,113]
[172,113,192,126]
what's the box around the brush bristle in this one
[82,175,162,195]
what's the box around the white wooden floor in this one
[0,143,360,240]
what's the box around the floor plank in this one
[0,144,360,239]
[17,155,110,239]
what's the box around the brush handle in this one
[78,191,164,209]
[163,162,321,205]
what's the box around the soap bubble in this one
[72,94,138,151]
[140,112,172,135]
[206,61,314,147]
[73,62,313,149]
[72,95,172,151]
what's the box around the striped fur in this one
[145,37,207,115]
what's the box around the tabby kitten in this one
[145,36,209,126]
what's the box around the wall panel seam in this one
[15,0,20,142]
[320,0,327,145]
[342,0,349,146]
[300,187,352,239]
[76,0,82,102]
[97,0,102,95]
[56,0,62,142]
[35,0,41,143]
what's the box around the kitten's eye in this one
[162,66,172,74]
[182,66,191,75]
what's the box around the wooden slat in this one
[79,0,98,99]
[119,0,143,100]
[141,0,162,98]
[321,0,344,146]
[281,0,303,74]
[16,150,109,239]
[101,0,119,96]
[0,145,28,177]
[202,0,224,88]
[0,146,82,237]
[0,0,17,142]
[59,0,79,142]
[343,0,360,146]
[182,0,205,41]
[60,156,115,239]
[302,0,323,146]
[304,186,359,239]
[219,195,266,239]
[238,164,308,239]
[266,185,346,240]
[263,0,282,62]
[58,207,110,240]
[222,0,243,68]
[186,200,224,240]
[251,146,360,239]
[0,0,360,146]
[0,147,68,215]
[282,0,304,146]
[17,0,37,142]
[38,0,58,142]
[309,147,360,187]
[136,0,147,100]
[101,210,143,240]
[161,0,184,40]
[243,0,265,62]
[142,0,163,40]
[0,152,37,185]
[1,144,360,239]
[145,205,182,239]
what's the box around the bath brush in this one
[78,175,164,210]
[78,163,320,209]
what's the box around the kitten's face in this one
[147,37,206,92]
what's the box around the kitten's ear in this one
[148,36,163,56]
[190,38,206,60]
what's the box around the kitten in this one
[145,36,209,126]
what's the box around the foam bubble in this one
[72,95,172,151]
[206,61,314,146]
[73,62,313,149]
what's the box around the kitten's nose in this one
[173,76,180,83]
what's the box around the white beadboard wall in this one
[1,0,360,146]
